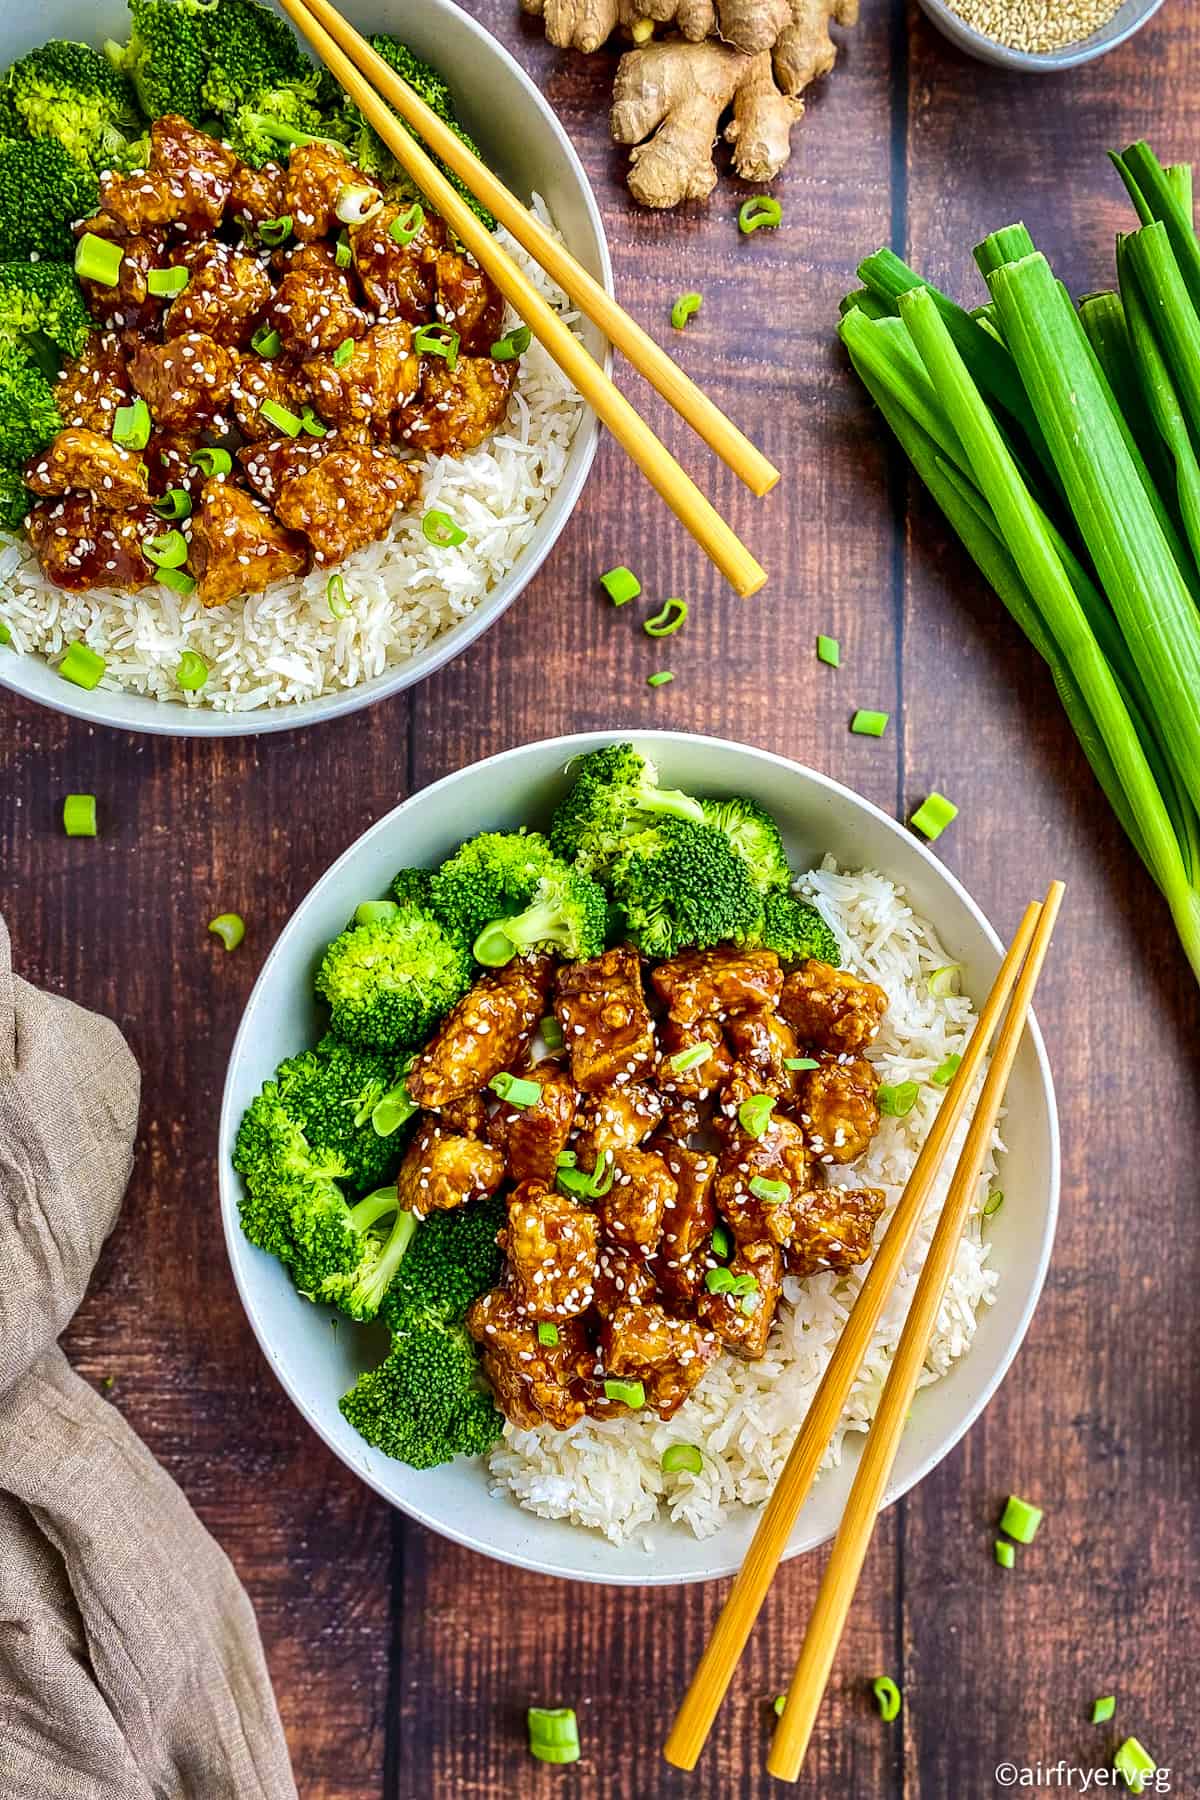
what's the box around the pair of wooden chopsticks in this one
[665,879,1065,1783]
[273,0,777,597]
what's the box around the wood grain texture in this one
[1,0,1198,1794]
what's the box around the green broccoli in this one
[0,463,28,531]
[195,0,309,116]
[381,1194,505,1331]
[105,0,209,124]
[701,796,790,897]
[389,866,434,908]
[754,891,842,966]
[1,40,143,175]
[550,744,704,878]
[220,72,334,167]
[315,903,473,1052]
[0,138,99,262]
[0,351,61,514]
[0,263,92,361]
[607,818,764,959]
[473,862,608,966]
[291,1190,420,1321]
[426,829,559,945]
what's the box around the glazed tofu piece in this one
[489,1056,577,1185]
[797,1053,882,1165]
[573,1081,664,1165]
[786,1186,886,1278]
[554,947,656,1094]
[714,1083,812,1247]
[724,1008,806,1101]
[303,321,420,432]
[270,263,367,359]
[501,1179,599,1319]
[651,946,783,1026]
[127,331,237,431]
[351,200,442,317]
[779,960,888,1055]
[399,354,515,456]
[698,1238,783,1359]
[653,1136,717,1312]
[599,1300,720,1419]
[54,332,130,435]
[100,116,235,233]
[238,434,328,508]
[229,159,287,227]
[434,248,505,354]
[274,442,421,566]
[165,240,273,349]
[74,222,167,331]
[468,1286,588,1430]
[407,956,553,1109]
[24,428,149,510]
[598,1146,675,1252]
[27,495,154,592]
[438,1090,489,1137]
[591,1243,658,1319]
[188,479,308,608]
[656,1016,734,1104]
[285,140,381,241]
[396,1119,506,1215]
[230,357,313,444]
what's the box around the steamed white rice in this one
[0,197,584,712]
[487,862,1004,1547]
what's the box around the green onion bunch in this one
[839,141,1200,986]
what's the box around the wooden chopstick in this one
[663,895,1048,1772]
[767,879,1065,1782]
[274,0,769,598]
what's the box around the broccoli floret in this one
[389,866,434,908]
[427,829,559,945]
[0,138,99,262]
[315,903,473,1052]
[197,0,309,116]
[0,463,28,531]
[701,796,790,897]
[106,0,209,124]
[473,862,607,966]
[234,1037,412,1198]
[0,262,92,361]
[608,818,764,959]
[754,891,842,966]
[0,350,61,483]
[292,1192,420,1321]
[381,1194,506,1331]
[221,71,333,166]
[550,744,704,879]
[2,40,143,175]
[367,36,495,229]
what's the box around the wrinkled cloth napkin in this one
[0,916,297,1799]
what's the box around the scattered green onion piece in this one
[413,322,460,370]
[931,1052,961,1087]
[540,1015,564,1049]
[153,487,192,522]
[0,621,10,645]
[738,195,782,234]
[710,1222,732,1260]
[58,642,106,690]
[208,912,245,951]
[176,650,208,691]
[994,1539,1016,1569]
[371,1079,416,1136]
[706,1267,736,1294]
[556,1150,577,1168]
[260,399,302,437]
[557,1153,614,1199]
[422,508,468,548]
[773,1694,787,1718]
[647,670,675,687]
[872,1677,902,1722]
[389,200,425,247]
[258,214,293,246]
[748,1175,788,1205]
[326,573,349,619]
[356,900,400,925]
[603,1378,645,1408]
[300,406,327,438]
[911,792,958,841]
[668,1042,712,1074]
[113,398,150,451]
[490,324,531,361]
[738,1093,775,1138]
[156,566,196,597]
[191,447,232,477]
[1113,1738,1156,1793]
[1092,1696,1116,1725]
[489,1072,543,1108]
[1000,1494,1043,1543]
[877,1080,920,1118]
[983,1188,1004,1217]
[817,633,841,666]
[661,1443,703,1475]
[644,598,688,638]
[927,963,961,997]
[251,324,282,359]
[147,265,189,298]
[527,1707,580,1766]
[671,290,702,330]
[599,565,640,605]
[74,231,124,287]
[851,708,890,737]
[142,529,188,570]
[335,232,352,268]
[62,794,97,838]
[333,337,355,368]
[784,1056,819,1071]
[537,1321,559,1347]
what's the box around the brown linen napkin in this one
[0,916,298,1800]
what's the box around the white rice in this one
[487,861,1004,1547]
[0,197,584,713]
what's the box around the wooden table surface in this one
[4,2,1199,1794]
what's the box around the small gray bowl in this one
[916,0,1167,71]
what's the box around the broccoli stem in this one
[348,1187,400,1233]
[350,1206,420,1319]
[246,114,347,152]
[636,784,705,823]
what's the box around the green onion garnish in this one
[817,634,841,666]
[491,325,532,361]
[877,1080,920,1117]
[911,792,958,841]
[711,1221,732,1260]
[489,1071,543,1108]
[1092,1696,1116,1725]
[644,598,688,637]
[389,200,425,246]
[661,1443,703,1474]
[557,1153,614,1200]
[413,322,460,370]
[58,642,106,690]
[142,529,188,570]
[1000,1494,1043,1543]
[333,337,355,368]
[537,1322,559,1347]
[422,508,468,548]
[113,398,151,450]
[191,447,232,477]
[153,488,192,522]
[335,232,352,268]
[784,1056,819,1071]
[931,1052,961,1086]
[668,1042,712,1074]
[540,1015,564,1049]
[773,1694,787,1718]
[927,963,961,997]
[175,650,208,691]
[356,900,400,925]
[994,1539,1015,1569]
[371,1072,417,1136]
[527,1707,580,1765]
[335,183,382,227]
[871,1677,902,1722]
[851,708,890,737]
[671,291,702,330]
[647,670,675,687]
[258,214,293,246]
[147,265,189,298]
[327,574,349,618]
[983,1188,1004,1217]
[74,231,124,287]
[251,324,282,358]
[208,912,245,951]
[0,621,10,646]
[556,1150,577,1168]
[62,794,97,837]
[748,1175,788,1205]
[1114,1739,1156,1792]
[738,195,782,234]
[599,565,640,605]
[260,399,302,437]
[738,1093,775,1138]
[603,1378,645,1408]
[705,1268,757,1296]
[300,406,326,438]
[156,566,196,597]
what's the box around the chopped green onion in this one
[711,1222,733,1259]
[208,912,245,951]
[191,447,232,477]
[1092,1696,1116,1725]
[527,1707,580,1765]
[489,1072,543,1108]
[671,290,702,330]
[647,670,675,687]
[603,1378,645,1408]
[153,488,192,522]
[260,399,302,437]
[371,1071,417,1136]
[491,325,532,361]
[817,634,841,666]
[389,201,425,246]
[175,650,208,691]
[931,1052,961,1086]
[356,900,400,925]
[537,1321,559,1347]
[1000,1494,1043,1543]
[877,1080,920,1118]
[706,1267,736,1293]
[58,642,106,690]
[851,708,890,737]
[75,231,124,287]
[540,1015,564,1049]
[335,233,352,268]
[300,406,326,438]
[251,324,282,358]
[661,1443,703,1474]
[258,214,293,246]
[739,195,782,234]
[784,1056,819,1071]
[738,1093,775,1138]
[773,1694,787,1718]
[668,1042,712,1074]
[556,1150,577,1167]
[147,265,189,298]
[0,621,10,645]
[422,508,468,548]
[333,337,355,368]
[994,1539,1016,1569]
[113,398,151,450]
[156,566,196,597]
[600,565,640,605]
[142,529,188,569]
[748,1175,788,1205]
[62,794,97,837]
[983,1188,1004,1217]
[872,1676,902,1722]
[1113,1738,1156,1793]
[927,963,961,997]
[327,573,349,619]
[644,598,688,637]
[557,1152,614,1200]
[910,792,958,841]
[413,322,460,370]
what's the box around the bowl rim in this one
[915,0,1166,70]
[218,729,1061,1584]
[0,0,611,738]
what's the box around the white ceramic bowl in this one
[0,0,608,736]
[219,732,1060,1584]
